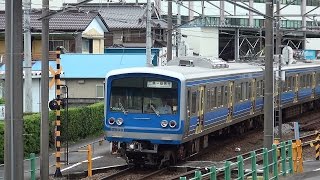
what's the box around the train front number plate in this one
[111,127,124,132]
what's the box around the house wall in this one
[181,27,219,57]
[64,78,104,99]
[23,78,56,113]
[0,41,4,60]
[82,17,105,54]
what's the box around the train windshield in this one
[110,77,178,115]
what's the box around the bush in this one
[0,102,104,163]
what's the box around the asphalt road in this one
[0,136,126,179]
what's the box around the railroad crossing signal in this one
[49,65,62,88]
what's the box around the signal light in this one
[48,98,67,110]
[49,99,58,110]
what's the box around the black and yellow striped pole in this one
[54,47,63,177]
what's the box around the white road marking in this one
[61,156,103,172]
[313,167,320,172]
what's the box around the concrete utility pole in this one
[220,1,225,25]
[40,0,50,179]
[176,0,182,57]
[167,0,173,61]
[146,0,152,66]
[301,0,307,48]
[24,0,33,113]
[275,0,282,140]
[264,0,274,150]
[4,0,24,179]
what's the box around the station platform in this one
[285,160,320,180]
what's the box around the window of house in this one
[82,39,90,53]
[96,84,104,98]
[49,40,64,51]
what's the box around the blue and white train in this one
[104,57,320,167]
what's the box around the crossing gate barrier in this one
[180,140,294,180]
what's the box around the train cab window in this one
[109,77,178,114]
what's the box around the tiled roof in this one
[77,4,167,29]
[0,10,107,32]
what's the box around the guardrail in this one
[180,140,297,180]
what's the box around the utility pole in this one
[24,0,32,113]
[176,0,182,57]
[301,0,307,48]
[264,0,274,150]
[167,0,172,61]
[4,0,24,180]
[275,0,282,140]
[146,0,152,66]
[40,0,50,179]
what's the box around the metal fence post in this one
[30,153,36,180]
[224,161,231,180]
[251,151,257,180]
[280,141,286,176]
[263,148,269,180]
[195,170,202,180]
[288,140,293,174]
[88,144,92,177]
[272,144,279,180]
[237,155,244,180]
[292,140,297,172]
[210,166,217,180]
[296,140,303,173]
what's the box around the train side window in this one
[240,83,245,101]
[217,86,222,107]
[210,87,216,109]
[191,91,196,115]
[248,82,252,99]
[206,90,210,111]
[287,76,291,91]
[235,83,241,102]
[224,86,228,106]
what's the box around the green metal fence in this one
[180,140,294,180]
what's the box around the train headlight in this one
[116,118,124,126]
[169,120,177,128]
[108,117,115,125]
[160,120,168,128]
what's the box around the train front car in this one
[104,68,185,167]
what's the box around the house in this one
[0,10,109,60]
[59,53,151,106]
[70,3,168,48]
[0,53,151,112]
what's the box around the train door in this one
[294,74,299,103]
[250,79,256,115]
[312,72,316,99]
[227,81,234,123]
[195,86,205,134]
[185,88,191,136]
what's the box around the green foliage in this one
[0,98,4,104]
[0,102,104,163]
